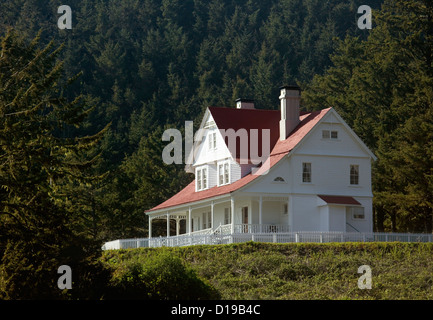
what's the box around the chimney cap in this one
[235,98,255,103]
[279,84,301,91]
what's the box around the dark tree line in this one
[2,0,433,300]
[1,0,382,242]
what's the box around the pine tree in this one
[0,30,109,299]
[304,0,433,232]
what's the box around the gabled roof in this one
[208,107,281,163]
[146,107,331,214]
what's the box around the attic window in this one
[205,120,216,129]
[208,132,216,150]
[322,130,338,140]
[273,177,285,182]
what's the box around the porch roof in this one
[318,195,361,206]
[145,108,331,214]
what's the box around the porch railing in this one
[102,229,433,250]
[233,224,290,233]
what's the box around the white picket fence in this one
[102,231,433,250]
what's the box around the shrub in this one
[105,251,219,300]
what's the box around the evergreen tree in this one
[304,0,433,232]
[0,30,109,299]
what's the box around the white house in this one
[145,85,377,239]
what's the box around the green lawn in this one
[100,242,433,300]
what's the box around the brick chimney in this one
[279,85,301,140]
[236,98,255,109]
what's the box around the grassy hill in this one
[100,242,433,300]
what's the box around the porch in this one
[147,194,292,239]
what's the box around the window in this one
[347,207,365,220]
[203,169,207,189]
[350,165,359,185]
[273,176,285,182]
[302,162,312,183]
[322,130,338,140]
[197,170,201,190]
[322,130,330,139]
[208,132,216,150]
[224,163,229,184]
[218,161,230,186]
[218,164,224,185]
[196,167,208,191]
[283,203,288,214]
[224,207,231,225]
[202,211,211,229]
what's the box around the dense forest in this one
[1,0,432,299]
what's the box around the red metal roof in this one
[318,195,361,205]
[146,107,331,213]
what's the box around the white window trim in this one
[347,206,365,221]
[272,176,287,184]
[208,131,217,151]
[217,160,231,186]
[350,164,360,186]
[196,166,209,191]
[321,130,339,140]
[302,162,312,184]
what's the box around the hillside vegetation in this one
[101,242,433,300]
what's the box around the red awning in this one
[318,195,361,206]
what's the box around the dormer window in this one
[196,166,208,191]
[218,161,230,186]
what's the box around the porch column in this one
[259,195,263,233]
[166,212,170,237]
[148,217,152,239]
[289,195,294,232]
[211,201,214,230]
[176,218,180,236]
[287,198,290,231]
[188,206,192,235]
[231,196,235,234]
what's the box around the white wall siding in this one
[208,164,217,188]
[291,194,320,231]
[289,154,372,197]
[230,160,241,183]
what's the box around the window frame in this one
[302,162,312,183]
[347,206,365,220]
[322,130,339,140]
[208,131,217,151]
[218,160,230,186]
[196,166,209,191]
[350,164,359,185]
